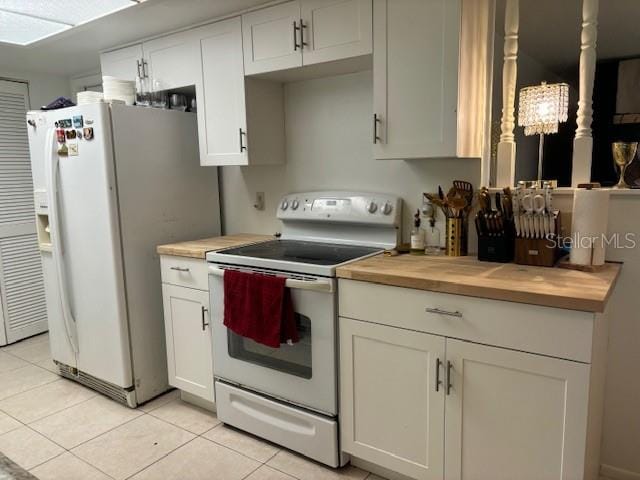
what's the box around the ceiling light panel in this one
[0,9,69,45]
[0,0,135,26]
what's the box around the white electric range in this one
[206,191,401,467]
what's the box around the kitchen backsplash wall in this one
[219,70,480,240]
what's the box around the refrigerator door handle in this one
[45,128,79,353]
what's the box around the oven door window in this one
[227,313,312,379]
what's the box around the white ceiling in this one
[497,0,640,73]
[0,0,273,77]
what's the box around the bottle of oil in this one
[410,209,425,255]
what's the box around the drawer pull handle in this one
[201,306,209,331]
[425,307,462,318]
[435,358,442,392]
[170,266,190,272]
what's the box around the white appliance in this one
[207,191,401,467]
[26,103,220,407]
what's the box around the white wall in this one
[0,69,70,110]
[220,71,480,241]
[553,193,640,478]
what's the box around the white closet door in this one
[0,80,47,345]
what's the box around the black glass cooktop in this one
[218,240,382,266]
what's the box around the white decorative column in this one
[571,0,599,186]
[496,0,519,187]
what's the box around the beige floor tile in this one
[3,333,48,352]
[0,378,95,423]
[148,399,220,434]
[130,437,260,480]
[72,414,195,480]
[0,411,22,435]
[267,451,369,480]
[365,475,387,480]
[36,357,59,373]
[31,394,142,449]
[246,465,298,480]
[0,364,58,400]
[0,351,30,374]
[203,424,279,462]
[6,339,52,364]
[30,452,112,480]
[0,426,64,470]
[137,389,179,412]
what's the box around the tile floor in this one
[0,333,381,480]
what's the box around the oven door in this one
[209,265,337,416]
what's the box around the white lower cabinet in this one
[340,318,445,480]
[161,257,213,402]
[445,339,590,480]
[338,280,605,480]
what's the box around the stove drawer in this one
[160,255,209,291]
[215,380,342,467]
[338,279,594,363]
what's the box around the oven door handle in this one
[208,266,334,293]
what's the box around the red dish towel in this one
[223,269,299,348]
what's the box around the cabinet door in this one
[301,0,372,66]
[196,17,248,166]
[242,1,302,75]
[373,0,460,159]
[100,44,143,81]
[142,31,199,90]
[445,339,590,480]
[162,284,213,401]
[340,317,445,480]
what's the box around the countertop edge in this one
[335,268,616,313]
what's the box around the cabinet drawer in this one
[160,255,209,290]
[338,279,595,363]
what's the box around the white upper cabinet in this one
[242,0,372,76]
[196,18,249,166]
[196,18,285,166]
[445,339,590,480]
[243,1,303,75]
[340,317,445,480]
[301,0,372,66]
[142,31,200,91]
[373,0,491,160]
[100,44,144,81]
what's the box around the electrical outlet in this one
[254,192,265,211]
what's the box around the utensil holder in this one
[446,218,467,256]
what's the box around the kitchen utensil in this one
[612,141,638,189]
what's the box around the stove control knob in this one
[367,201,378,214]
[291,200,299,210]
[281,200,289,211]
[382,202,393,215]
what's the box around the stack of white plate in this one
[77,91,104,105]
[102,76,136,105]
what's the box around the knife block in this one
[477,226,515,263]
[514,215,561,267]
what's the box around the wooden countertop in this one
[157,234,272,259]
[336,255,621,312]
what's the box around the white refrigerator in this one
[26,103,220,407]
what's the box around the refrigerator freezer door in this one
[44,104,133,388]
